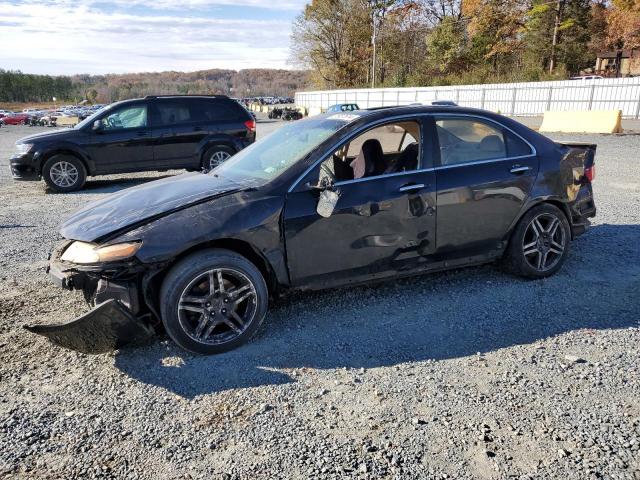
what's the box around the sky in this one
[0,0,308,75]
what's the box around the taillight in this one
[244,119,256,133]
[584,164,595,182]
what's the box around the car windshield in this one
[213,115,356,185]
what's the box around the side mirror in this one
[91,120,102,132]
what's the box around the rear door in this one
[432,114,539,258]
[87,102,154,173]
[150,99,207,169]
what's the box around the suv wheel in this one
[42,155,87,192]
[503,203,571,279]
[203,145,235,171]
[160,249,268,354]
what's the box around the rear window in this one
[190,99,249,122]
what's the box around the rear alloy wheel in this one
[42,155,87,192]
[503,204,571,279]
[160,249,268,354]
[203,145,235,171]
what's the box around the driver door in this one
[87,103,155,173]
[283,118,437,289]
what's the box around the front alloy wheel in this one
[160,249,268,354]
[178,268,257,345]
[42,154,87,192]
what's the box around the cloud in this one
[0,0,306,75]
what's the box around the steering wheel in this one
[107,116,118,128]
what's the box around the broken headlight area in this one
[24,241,157,354]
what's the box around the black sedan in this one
[27,105,597,355]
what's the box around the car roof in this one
[319,104,505,119]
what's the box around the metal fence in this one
[295,77,640,118]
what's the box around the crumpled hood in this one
[61,172,243,242]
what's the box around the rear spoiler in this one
[556,142,596,168]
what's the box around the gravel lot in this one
[0,119,638,479]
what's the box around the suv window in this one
[191,100,246,122]
[156,101,192,126]
[100,105,147,131]
[435,117,507,166]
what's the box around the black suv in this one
[10,95,256,192]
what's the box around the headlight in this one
[60,241,142,264]
[15,143,34,155]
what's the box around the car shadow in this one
[114,224,640,398]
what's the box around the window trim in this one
[288,114,427,193]
[431,113,537,169]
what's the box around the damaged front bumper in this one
[24,241,156,354]
[25,299,154,354]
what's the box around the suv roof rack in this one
[144,94,229,99]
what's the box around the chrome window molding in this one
[434,153,537,171]
[333,167,436,187]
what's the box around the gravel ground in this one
[0,119,638,480]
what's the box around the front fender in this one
[36,143,95,176]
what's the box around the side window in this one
[100,105,147,131]
[191,100,241,122]
[504,130,533,157]
[435,118,506,166]
[155,101,192,126]
[314,120,421,185]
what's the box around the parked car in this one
[10,95,256,192]
[26,105,597,355]
[326,103,359,113]
[2,112,31,125]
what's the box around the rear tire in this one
[502,203,571,279]
[42,154,87,192]
[160,249,268,355]
[202,145,235,171]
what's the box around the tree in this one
[607,0,640,49]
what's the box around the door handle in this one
[510,165,531,174]
[193,126,204,132]
[399,183,426,193]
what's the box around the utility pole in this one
[549,0,564,74]
[372,18,377,88]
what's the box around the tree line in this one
[0,68,310,104]
[291,0,640,89]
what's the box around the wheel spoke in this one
[222,317,242,334]
[532,218,544,236]
[217,270,225,293]
[208,271,216,296]
[193,314,209,338]
[547,218,560,236]
[229,284,251,299]
[538,251,549,270]
[234,291,254,306]
[523,240,538,256]
[229,310,245,328]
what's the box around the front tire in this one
[160,249,268,354]
[42,154,87,192]
[503,203,571,279]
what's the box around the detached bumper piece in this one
[24,299,155,354]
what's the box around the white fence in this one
[295,77,640,118]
